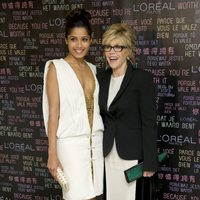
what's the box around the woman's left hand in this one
[143,171,155,177]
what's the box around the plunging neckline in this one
[61,58,96,130]
[61,58,96,94]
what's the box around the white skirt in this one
[105,141,138,200]
[57,132,103,200]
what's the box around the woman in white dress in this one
[42,9,104,200]
[98,23,158,200]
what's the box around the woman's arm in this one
[46,63,63,179]
[139,71,158,174]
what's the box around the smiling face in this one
[104,38,129,76]
[65,27,92,61]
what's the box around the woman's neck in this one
[112,63,127,77]
[65,55,86,68]
[65,55,85,66]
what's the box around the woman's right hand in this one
[47,154,63,179]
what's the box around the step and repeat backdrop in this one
[0,0,200,199]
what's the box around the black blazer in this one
[98,61,158,171]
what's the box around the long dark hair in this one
[65,8,92,38]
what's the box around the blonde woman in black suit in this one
[98,23,158,200]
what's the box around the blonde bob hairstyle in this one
[102,23,136,63]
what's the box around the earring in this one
[127,57,137,68]
[127,57,134,65]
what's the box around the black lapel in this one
[109,61,135,108]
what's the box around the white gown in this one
[43,59,104,200]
